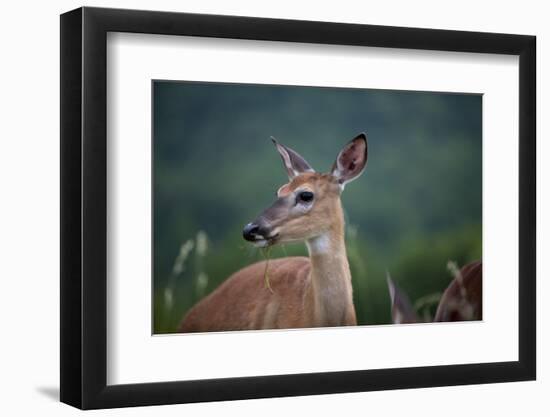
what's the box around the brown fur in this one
[180,257,316,332]
[434,260,482,321]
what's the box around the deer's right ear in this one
[331,133,368,188]
[271,137,314,180]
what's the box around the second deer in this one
[179,133,368,332]
[387,260,482,324]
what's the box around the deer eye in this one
[297,191,314,204]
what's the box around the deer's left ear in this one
[331,133,368,188]
[272,137,314,180]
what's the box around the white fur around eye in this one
[293,202,312,214]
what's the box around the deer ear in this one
[331,133,368,188]
[387,273,418,324]
[271,137,314,180]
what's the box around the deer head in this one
[242,133,368,248]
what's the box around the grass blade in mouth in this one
[261,246,274,294]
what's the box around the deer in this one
[179,133,368,333]
[386,260,482,324]
[434,260,482,322]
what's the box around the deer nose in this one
[243,223,262,241]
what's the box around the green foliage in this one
[152,81,482,333]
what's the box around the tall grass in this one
[154,231,210,333]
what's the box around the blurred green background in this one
[153,80,482,333]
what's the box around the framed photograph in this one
[60,6,536,409]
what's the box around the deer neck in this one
[305,206,353,326]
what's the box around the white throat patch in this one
[307,234,332,255]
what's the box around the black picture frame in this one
[60,6,536,410]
